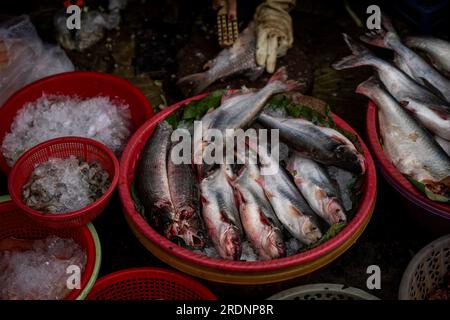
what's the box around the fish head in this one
[324,199,347,225]
[335,144,366,175]
[260,228,285,260]
[218,226,242,260]
[299,217,323,245]
[177,220,205,249]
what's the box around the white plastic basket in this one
[267,283,379,300]
[399,234,450,300]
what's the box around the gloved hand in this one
[254,0,296,73]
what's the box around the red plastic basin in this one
[366,101,450,233]
[118,93,377,284]
[0,71,153,174]
[8,137,120,229]
[86,267,216,300]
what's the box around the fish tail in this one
[332,34,374,70]
[360,12,402,50]
[267,66,302,92]
[403,37,423,49]
[355,76,382,98]
[177,72,212,95]
[380,12,397,33]
[360,29,389,48]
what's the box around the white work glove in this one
[254,0,296,73]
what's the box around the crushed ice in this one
[22,156,110,213]
[0,236,87,300]
[2,94,132,166]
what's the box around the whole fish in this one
[257,113,366,174]
[137,122,177,235]
[360,17,450,102]
[286,152,347,226]
[356,77,450,197]
[234,163,285,260]
[193,67,300,176]
[333,34,450,140]
[178,22,264,95]
[254,144,323,245]
[200,164,242,260]
[404,36,450,77]
[167,143,205,248]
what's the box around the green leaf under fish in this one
[299,222,347,253]
[408,177,450,203]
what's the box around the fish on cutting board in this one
[193,67,300,177]
[177,22,264,95]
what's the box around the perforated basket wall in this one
[86,268,216,300]
[267,284,379,300]
[399,234,450,300]
[8,137,119,228]
[0,200,101,300]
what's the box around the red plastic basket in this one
[8,137,119,228]
[0,200,101,300]
[0,71,153,174]
[118,93,377,283]
[86,267,217,300]
[366,101,450,220]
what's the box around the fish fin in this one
[332,34,373,70]
[360,29,388,48]
[399,100,409,108]
[219,211,231,224]
[255,176,265,187]
[245,67,264,81]
[200,195,209,204]
[203,59,215,70]
[177,72,212,95]
[288,204,302,217]
[419,77,448,102]
[381,12,397,33]
[268,67,301,91]
[355,76,381,96]
[428,105,450,120]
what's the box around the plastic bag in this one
[0,15,74,107]
[55,0,127,51]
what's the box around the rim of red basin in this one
[366,100,450,220]
[119,93,377,272]
[0,71,153,175]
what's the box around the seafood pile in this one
[333,14,450,202]
[22,156,110,214]
[0,236,87,300]
[136,68,365,261]
[2,94,132,166]
[178,22,263,95]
